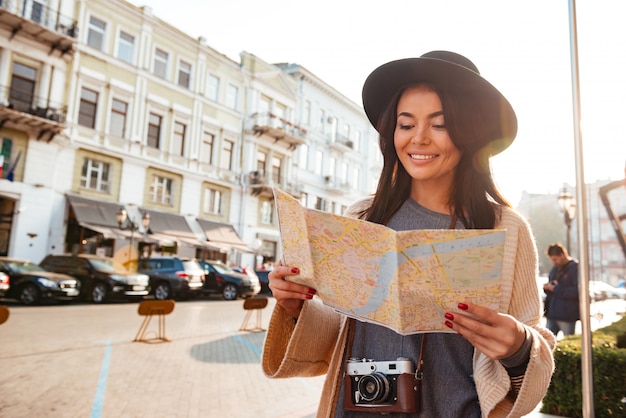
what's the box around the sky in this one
[129,0,626,205]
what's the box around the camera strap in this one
[345,318,427,382]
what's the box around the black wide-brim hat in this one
[362,51,517,155]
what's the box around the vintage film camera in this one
[344,357,419,413]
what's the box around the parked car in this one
[589,280,626,301]
[0,257,80,305]
[254,269,272,296]
[198,260,261,300]
[136,256,205,300]
[39,254,149,303]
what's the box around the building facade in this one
[0,0,380,270]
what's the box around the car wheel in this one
[19,283,40,305]
[91,282,109,303]
[154,282,172,300]
[222,284,238,301]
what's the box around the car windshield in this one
[210,262,234,274]
[7,261,46,273]
[87,257,131,273]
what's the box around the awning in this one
[196,218,253,252]
[144,210,212,248]
[67,195,122,227]
[66,195,148,240]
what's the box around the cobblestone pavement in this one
[2,295,608,417]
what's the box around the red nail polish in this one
[291,267,299,274]
[458,302,468,310]
[445,312,454,320]
[307,288,317,295]
[306,293,313,300]
[445,320,453,329]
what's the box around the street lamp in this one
[116,207,151,264]
[557,186,576,253]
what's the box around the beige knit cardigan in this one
[262,202,556,418]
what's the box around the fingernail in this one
[444,312,454,320]
[307,288,317,295]
[306,293,313,299]
[291,267,299,274]
[445,320,453,329]
[458,302,468,310]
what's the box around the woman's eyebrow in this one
[397,110,444,119]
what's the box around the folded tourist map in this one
[274,188,506,335]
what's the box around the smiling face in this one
[394,85,462,203]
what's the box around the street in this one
[1,296,624,417]
[0,297,324,418]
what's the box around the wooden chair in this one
[0,306,9,325]
[133,300,175,343]
[239,297,268,332]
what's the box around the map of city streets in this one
[274,188,506,335]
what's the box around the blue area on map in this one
[351,231,505,316]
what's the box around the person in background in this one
[263,51,556,417]
[543,242,580,337]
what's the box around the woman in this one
[263,51,555,417]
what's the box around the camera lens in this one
[357,373,390,402]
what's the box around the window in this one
[271,156,281,184]
[354,130,361,152]
[200,132,214,164]
[319,108,326,130]
[220,139,234,170]
[109,98,127,138]
[9,62,37,112]
[256,150,267,174]
[225,83,238,109]
[117,31,135,64]
[27,1,44,24]
[203,188,223,215]
[172,121,186,156]
[150,174,173,205]
[352,166,360,190]
[298,144,308,169]
[300,192,308,208]
[304,100,311,125]
[80,157,110,193]
[87,16,106,51]
[315,197,325,211]
[147,113,161,148]
[78,87,98,128]
[178,60,191,88]
[206,74,219,101]
[341,162,349,185]
[260,200,274,225]
[314,150,323,175]
[153,48,168,78]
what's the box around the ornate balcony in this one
[0,0,78,56]
[0,84,66,142]
[249,112,306,150]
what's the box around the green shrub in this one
[541,316,626,417]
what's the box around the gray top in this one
[334,199,481,417]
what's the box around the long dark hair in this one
[362,83,511,229]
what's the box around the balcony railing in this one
[249,112,306,149]
[0,84,67,123]
[333,134,354,149]
[0,0,77,38]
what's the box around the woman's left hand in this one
[444,302,526,360]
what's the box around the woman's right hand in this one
[268,260,316,319]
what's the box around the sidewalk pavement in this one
[0,297,565,417]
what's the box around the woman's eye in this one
[398,124,413,130]
[432,124,446,130]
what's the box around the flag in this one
[6,151,21,182]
